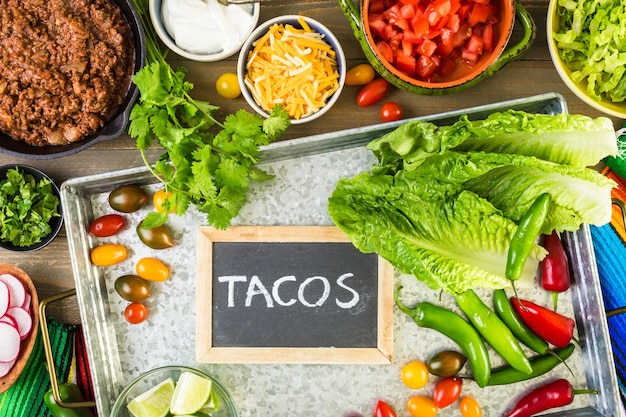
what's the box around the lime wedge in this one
[127,377,176,417]
[170,371,213,415]
[197,390,219,414]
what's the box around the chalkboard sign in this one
[195,226,394,364]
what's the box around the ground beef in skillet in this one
[0,0,134,146]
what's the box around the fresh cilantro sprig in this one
[0,168,60,247]
[128,0,290,230]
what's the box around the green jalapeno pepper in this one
[395,286,491,387]
[456,289,532,375]
[44,383,95,417]
[506,193,551,282]
[493,289,549,354]
[487,343,575,386]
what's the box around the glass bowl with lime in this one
[110,366,238,417]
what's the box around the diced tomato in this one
[396,18,410,31]
[398,0,420,5]
[467,3,490,26]
[438,56,457,76]
[383,3,403,23]
[369,14,387,38]
[400,3,416,18]
[403,30,422,43]
[437,27,454,55]
[462,48,479,65]
[416,55,438,78]
[465,33,484,55]
[445,13,461,32]
[452,23,472,47]
[417,38,437,56]
[376,41,394,62]
[401,39,413,55]
[483,23,494,52]
[396,53,417,75]
[369,0,387,14]
[411,15,429,37]
[381,24,400,40]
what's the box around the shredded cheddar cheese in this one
[244,17,340,120]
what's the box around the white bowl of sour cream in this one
[149,0,259,61]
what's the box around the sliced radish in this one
[21,293,31,311]
[0,322,21,362]
[0,315,17,328]
[0,358,15,377]
[0,274,25,309]
[0,281,9,318]
[5,307,32,340]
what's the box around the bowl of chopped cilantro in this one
[0,165,63,252]
[547,0,626,118]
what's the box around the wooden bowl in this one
[0,263,39,393]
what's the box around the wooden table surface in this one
[0,0,622,324]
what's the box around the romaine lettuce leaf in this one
[329,170,546,295]
[367,110,617,170]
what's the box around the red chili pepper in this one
[503,378,597,417]
[541,230,571,310]
[511,298,575,348]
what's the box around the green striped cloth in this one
[0,319,77,417]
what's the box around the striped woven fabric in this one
[0,319,76,417]
[590,167,626,405]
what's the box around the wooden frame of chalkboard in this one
[195,226,394,364]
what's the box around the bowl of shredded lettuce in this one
[547,0,626,118]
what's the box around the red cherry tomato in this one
[380,101,403,122]
[124,302,148,324]
[88,214,126,237]
[433,377,462,408]
[356,79,390,107]
[374,400,397,417]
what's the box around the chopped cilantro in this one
[0,168,61,247]
[128,0,290,230]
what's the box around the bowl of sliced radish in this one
[0,263,38,393]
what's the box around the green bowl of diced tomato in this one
[339,0,536,95]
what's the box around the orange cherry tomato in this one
[380,101,403,123]
[124,302,148,324]
[136,257,170,282]
[345,63,376,86]
[401,360,429,389]
[407,396,438,417]
[433,377,463,408]
[90,244,128,266]
[459,397,482,417]
[153,189,176,214]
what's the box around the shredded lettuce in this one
[329,111,617,294]
[367,110,617,170]
[552,0,626,102]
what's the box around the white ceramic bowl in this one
[547,0,626,118]
[110,366,238,417]
[149,0,259,62]
[237,15,346,124]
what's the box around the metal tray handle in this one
[39,289,97,409]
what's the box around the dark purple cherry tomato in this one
[427,350,467,377]
[433,377,463,408]
[136,220,174,249]
[380,101,403,123]
[356,78,390,107]
[114,275,151,302]
[109,184,149,213]
[374,400,397,417]
[88,214,126,237]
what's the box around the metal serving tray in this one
[61,93,623,417]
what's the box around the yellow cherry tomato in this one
[215,73,241,99]
[90,244,128,266]
[153,189,176,213]
[407,396,438,417]
[345,63,376,86]
[459,397,482,417]
[136,257,170,282]
[401,360,429,389]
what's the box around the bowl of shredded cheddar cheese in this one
[237,15,346,123]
